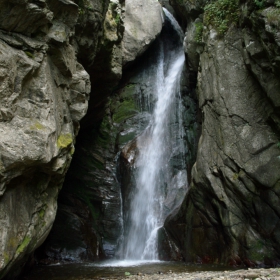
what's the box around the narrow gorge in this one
[0,0,279,278]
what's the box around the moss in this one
[3,252,9,265]
[30,121,46,130]
[77,0,92,15]
[16,236,31,255]
[194,22,204,43]
[113,99,137,123]
[114,13,121,25]
[113,90,138,123]
[247,239,273,261]
[204,0,239,35]
[8,237,18,249]
[39,209,45,219]
[57,133,73,148]
[70,147,75,155]
[254,0,265,9]
[24,51,34,58]
[0,159,4,171]
[232,173,239,180]
[118,132,137,146]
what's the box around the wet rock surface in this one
[42,30,165,262]
[101,268,280,280]
[167,0,280,267]
[115,268,280,280]
[25,267,280,280]
[0,0,92,278]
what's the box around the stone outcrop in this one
[2,0,280,275]
[0,0,97,278]
[38,0,166,264]
[166,0,280,266]
[122,0,164,65]
[41,32,163,262]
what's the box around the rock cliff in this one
[1,0,280,277]
[0,0,92,278]
[34,0,165,264]
[166,0,280,266]
[0,0,164,276]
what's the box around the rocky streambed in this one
[24,263,280,280]
[120,268,280,280]
[27,268,280,280]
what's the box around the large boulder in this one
[122,0,164,65]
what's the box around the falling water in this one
[123,8,186,260]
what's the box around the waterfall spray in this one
[122,8,187,261]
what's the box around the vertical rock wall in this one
[39,0,165,263]
[0,0,105,278]
[166,0,280,266]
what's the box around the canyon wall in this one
[166,0,280,266]
[1,0,280,277]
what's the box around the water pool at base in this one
[25,261,241,280]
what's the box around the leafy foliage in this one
[254,0,265,9]
[195,22,204,42]
[204,0,239,35]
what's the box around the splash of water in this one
[123,8,187,261]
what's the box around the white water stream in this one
[122,9,186,261]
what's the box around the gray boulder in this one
[122,0,164,65]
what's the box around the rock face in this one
[166,0,280,266]
[42,33,164,262]
[38,0,166,263]
[0,0,96,278]
[122,0,164,65]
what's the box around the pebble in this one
[73,268,280,280]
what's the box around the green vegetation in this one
[112,85,138,124]
[194,22,204,42]
[115,13,121,25]
[253,0,280,10]
[3,252,9,265]
[266,8,280,26]
[39,208,45,219]
[254,0,265,9]
[24,51,34,59]
[204,0,239,35]
[232,173,239,180]
[77,0,92,15]
[177,0,185,4]
[57,133,73,148]
[30,121,45,130]
[125,272,131,276]
[0,159,4,171]
[70,146,75,155]
[277,142,280,148]
[16,236,31,255]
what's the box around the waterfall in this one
[122,8,187,261]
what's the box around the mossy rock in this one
[57,133,73,148]
[30,121,46,130]
[16,236,31,255]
